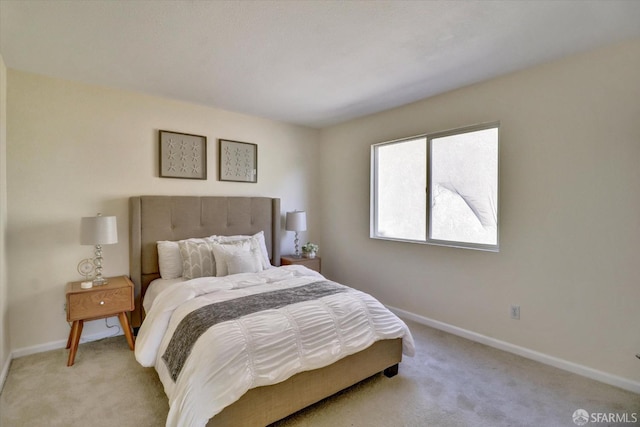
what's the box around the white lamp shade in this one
[285,211,307,232]
[80,215,118,245]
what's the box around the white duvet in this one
[135,265,415,427]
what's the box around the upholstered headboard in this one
[129,196,281,327]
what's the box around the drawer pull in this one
[100,301,105,305]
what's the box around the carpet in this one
[1,319,638,426]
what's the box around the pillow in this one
[213,231,271,269]
[178,240,216,279]
[210,240,255,277]
[226,247,264,275]
[157,240,183,279]
[157,236,217,279]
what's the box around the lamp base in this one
[93,276,108,286]
[92,246,107,285]
[294,232,300,257]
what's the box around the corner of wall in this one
[0,53,9,391]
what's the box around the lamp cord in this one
[66,318,122,342]
[104,317,122,337]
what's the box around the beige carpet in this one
[1,319,638,427]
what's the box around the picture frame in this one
[159,130,207,179]
[218,139,258,183]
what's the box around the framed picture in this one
[219,139,258,183]
[159,130,207,179]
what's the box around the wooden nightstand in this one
[281,255,321,273]
[65,275,135,366]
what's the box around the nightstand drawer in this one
[67,287,132,321]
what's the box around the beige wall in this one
[4,38,639,390]
[6,71,320,351]
[0,55,9,382]
[319,39,640,384]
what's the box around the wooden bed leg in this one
[383,364,399,378]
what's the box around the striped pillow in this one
[178,240,216,279]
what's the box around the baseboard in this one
[10,328,123,359]
[389,306,640,395]
[0,353,10,393]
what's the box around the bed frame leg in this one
[383,364,399,378]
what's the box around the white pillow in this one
[157,236,216,279]
[211,240,255,277]
[157,240,183,279]
[179,240,217,279]
[226,247,264,275]
[213,231,271,269]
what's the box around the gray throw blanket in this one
[162,280,348,381]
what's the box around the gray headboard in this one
[129,195,281,327]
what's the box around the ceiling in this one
[1,1,640,129]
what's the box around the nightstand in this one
[65,275,135,366]
[281,255,321,273]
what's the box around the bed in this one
[129,195,414,427]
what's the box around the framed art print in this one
[159,130,207,179]
[219,139,258,183]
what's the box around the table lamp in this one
[80,213,118,285]
[285,210,307,258]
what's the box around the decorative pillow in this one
[178,240,216,279]
[213,231,271,269]
[157,236,217,279]
[210,240,255,277]
[226,247,264,275]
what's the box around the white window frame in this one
[370,122,500,252]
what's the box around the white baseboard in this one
[10,329,123,359]
[389,306,640,395]
[0,353,10,392]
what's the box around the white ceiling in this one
[1,1,640,129]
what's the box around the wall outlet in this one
[63,303,67,314]
[510,305,520,320]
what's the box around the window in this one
[371,122,499,251]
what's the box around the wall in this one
[319,39,640,387]
[6,71,320,352]
[0,55,9,384]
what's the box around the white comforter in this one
[135,265,415,427]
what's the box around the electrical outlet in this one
[510,305,520,320]
[63,303,67,314]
